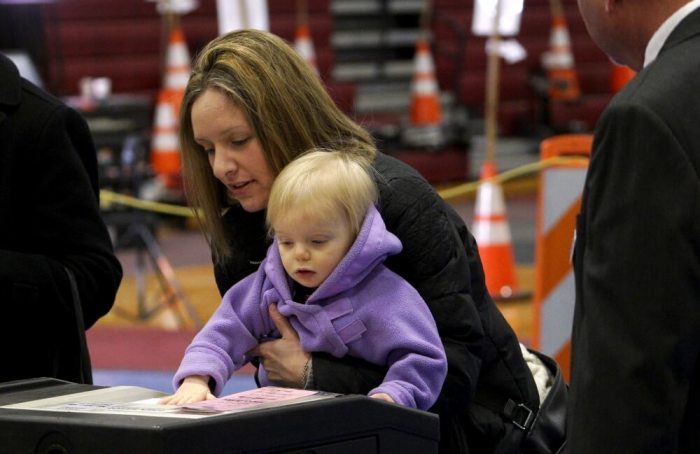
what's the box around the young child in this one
[163,150,447,410]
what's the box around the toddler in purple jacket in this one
[163,150,447,409]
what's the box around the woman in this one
[179,29,539,453]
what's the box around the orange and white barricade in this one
[532,134,592,382]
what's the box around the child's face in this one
[274,209,355,290]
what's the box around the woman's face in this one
[191,88,275,213]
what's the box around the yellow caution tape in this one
[100,190,196,217]
[99,156,590,215]
[437,156,589,200]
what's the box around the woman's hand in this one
[247,304,311,387]
[159,375,215,405]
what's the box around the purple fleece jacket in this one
[172,204,447,409]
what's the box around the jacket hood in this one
[264,203,402,300]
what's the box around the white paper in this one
[2,386,337,419]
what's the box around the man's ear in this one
[604,0,622,13]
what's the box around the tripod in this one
[103,133,202,329]
[106,211,202,328]
[111,212,202,329]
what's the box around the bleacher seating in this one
[431,0,612,135]
[43,0,217,97]
[42,0,359,116]
[39,0,613,139]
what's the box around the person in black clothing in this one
[178,29,540,453]
[568,0,700,451]
[0,53,122,384]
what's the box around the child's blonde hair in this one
[266,149,378,236]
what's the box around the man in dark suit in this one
[0,53,122,383]
[569,0,700,451]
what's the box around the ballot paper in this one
[181,387,333,414]
[1,386,336,419]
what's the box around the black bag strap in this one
[473,349,568,454]
[474,385,537,432]
[64,266,93,384]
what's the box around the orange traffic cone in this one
[610,64,636,93]
[542,15,580,101]
[409,38,442,126]
[150,89,181,189]
[149,26,190,190]
[294,24,319,75]
[163,26,192,91]
[472,160,518,300]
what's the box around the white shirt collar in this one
[644,0,700,67]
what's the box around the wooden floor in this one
[95,177,539,347]
[97,264,220,331]
[95,261,535,345]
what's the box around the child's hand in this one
[369,393,395,404]
[159,375,215,405]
